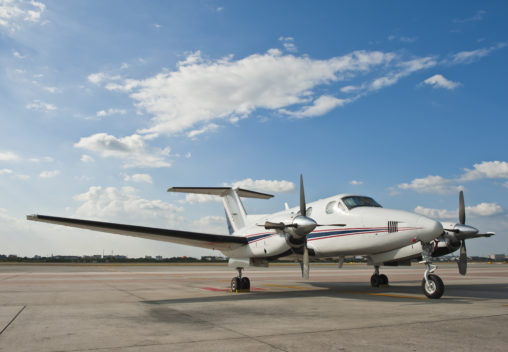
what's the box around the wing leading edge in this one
[26,214,248,251]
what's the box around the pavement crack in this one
[0,305,25,336]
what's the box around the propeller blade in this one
[458,239,467,276]
[459,191,465,225]
[302,243,310,279]
[300,174,306,217]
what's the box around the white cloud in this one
[453,10,486,24]
[0,168,13,175]
[26,100,57,112]
[415,202,503,220]
[0,169,29,180]
[96,108,127,117]
[0,0,46,31]
[87,72,107,85]
[0,151,19,161]
[467,202,504,217]
[29,156,53,163]
[192,215,227,234]
[398,161,508,195]
[229,178,295,193]
[398,175,461,194]
[460,161,508,181]
[43,86,58,94]
[124,173,153,184]
[39,170,60,178]
[452,43,506,64]
[422,74,460,90]
[179,194,222,204]
[370,56,437,91]
[388,35,417,43]
[414,206,456,219]
[97,49,395,136]
[187,123,219,139]
[340,85,363,93]
[13,50,25,59]
[80,154,95,163]
[73,186,183,226]
[74,133,171,168]
[350,180,363,185]
[279,36,297,52]
[280,95,348,118]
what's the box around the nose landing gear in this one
[421,242,444,299]
[231,267,250,293]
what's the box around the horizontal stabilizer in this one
[168,187,273,199]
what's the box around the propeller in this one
[298,175,311,279]
[457,191,470,276]
[258,175,346,279]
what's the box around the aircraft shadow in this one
[142,281,508,305]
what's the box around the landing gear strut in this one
[231,267,250,293]
[421,242,444,299]
[370,265,389,287]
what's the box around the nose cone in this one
[417,216,443,242]
[292,216,317,238]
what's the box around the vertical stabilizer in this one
[168,187,273,233]
[222,188,247,232]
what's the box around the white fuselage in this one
[222,194,443,264]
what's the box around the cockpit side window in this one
[325,201,337,214]
[342,196,382,210]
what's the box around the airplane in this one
[27,175,494,299]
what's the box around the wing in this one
[27,214,247,251]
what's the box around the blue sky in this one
[1,0,507,258]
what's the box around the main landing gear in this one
[231,267,250,293]
[420,242,444,299]
[370,265,389,287]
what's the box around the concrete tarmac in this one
[0,263,507,351]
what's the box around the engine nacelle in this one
[432,232,460,257]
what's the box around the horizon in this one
[1,1,508,258]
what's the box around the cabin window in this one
[325,201,337,214]
[337,201,347,212]
[342,196,382,210]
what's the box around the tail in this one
[168,187,273,233]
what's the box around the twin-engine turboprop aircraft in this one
[27,176,494,299]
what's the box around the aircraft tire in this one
[421,274,444,299]
[379,274,389,286]
[240,277,250,291]
[370,274,380,287]
[231,277,240,292]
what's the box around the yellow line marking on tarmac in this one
[264,284,308,290]
[337,291,425,300]
[366,293,426,300]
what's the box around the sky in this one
[1,0,507,258]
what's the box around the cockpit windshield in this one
[342,196,382,210]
